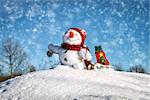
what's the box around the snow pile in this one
[0,65,150,100]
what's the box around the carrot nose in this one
[69,31,74,38]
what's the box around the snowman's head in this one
[63,28,86,45]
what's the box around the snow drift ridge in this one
[0,65,150,100]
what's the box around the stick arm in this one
[48,44,63,54]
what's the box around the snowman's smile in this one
[69,37,80,42]
[63,34,82,44]
[65,37,81,44]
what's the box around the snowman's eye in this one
[75,34,77,36]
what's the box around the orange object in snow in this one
[95,45,110,65]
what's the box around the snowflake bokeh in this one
[0,0,149,71]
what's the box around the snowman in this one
[47,28,93,69]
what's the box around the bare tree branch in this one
[0,38,28,75]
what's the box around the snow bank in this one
[0,65,150,100]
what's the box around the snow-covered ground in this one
[0,65,150,100]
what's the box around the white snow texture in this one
[0,65,150,100]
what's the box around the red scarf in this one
[61,43,82,51]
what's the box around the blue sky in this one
[0,0,149,71]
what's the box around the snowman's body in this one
[48,28,92,69]
[48,44,90,69]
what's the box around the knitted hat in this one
[69,28,86,46]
